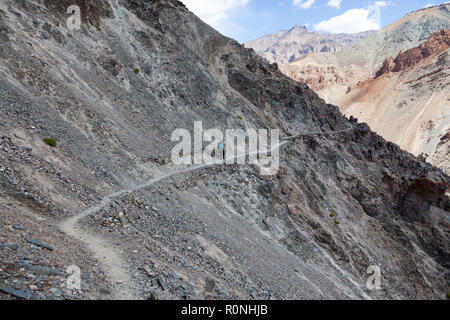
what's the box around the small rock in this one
[143,265,153,277]
[0,286,31,299]
[7,243,19,251]
[204,278,216,292]
[26,238,54,251]
[157,277,168,291]
[99,287,111,295]
[147,292,158,300]
[22,262,64,276]
[49,288,60,295]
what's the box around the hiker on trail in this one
[219,143,225,160]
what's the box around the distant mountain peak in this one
[289,25,308,32]
[244,25,372,64]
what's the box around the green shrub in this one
[43,138,56,147]
[237,115,243,120]
[134,68,140,74]
[334,220,340,225]
[0,9,5,14]
[447,293,450,300]
[329,213,335,218]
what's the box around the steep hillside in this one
[339,30,450,175]
[0,0,448,300]
[281,3,450,104]
[245,25,372,64]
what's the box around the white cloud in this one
[180,0,251,40]
[314,2,391,33]
[424,3,434,8]
[314,8,378,33]
[292,0,316,9]
[180,0,251,26]
[327,0,342,9]
[374,1,388,7]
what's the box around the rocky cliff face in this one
[281,4,450,104]
[376,29,450,77]
[0,0,448,300]
[338,30,450,176]
[245,25,372,64]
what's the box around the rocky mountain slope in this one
[0,0,449,300]
[338,30,450,175]
[245,25,372,64]
[280,3,450,104]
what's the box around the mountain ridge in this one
[245,25,373,64]
[0,0,448,300]
[338,29,450,175]
[376,29,450,77]
[280,3,450,103]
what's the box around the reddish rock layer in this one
[412,177,448,203]
[376,29,450,77]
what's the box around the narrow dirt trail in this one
[58,127,357,300]
[58,141,288,299]
[60,216,137,300]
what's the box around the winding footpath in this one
[58,126,358,299]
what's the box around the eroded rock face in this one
[0,0,448,300]
[339,30,450,175]
[376,29,450,77]
[412,178,447,202]
[375,57,396,78]
[402,178,449,228]
[280,4,450,104]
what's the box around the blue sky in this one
[181,0,449,42]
